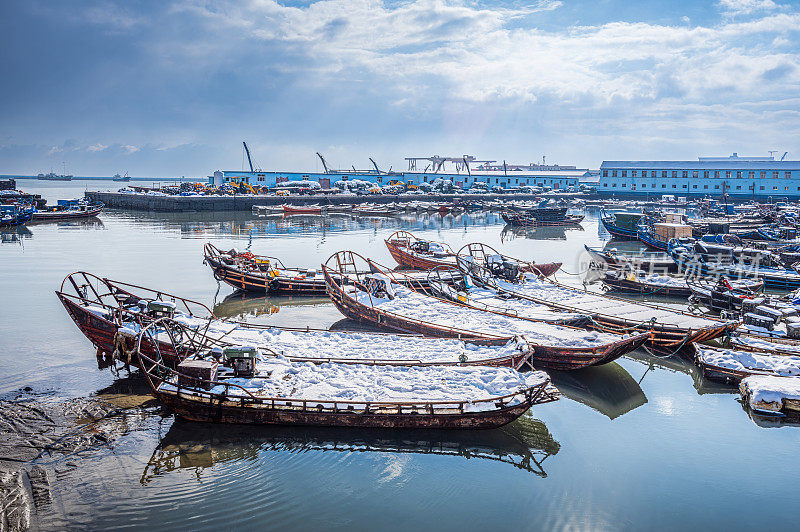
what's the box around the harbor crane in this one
[243,141,261,172]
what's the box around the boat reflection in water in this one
[625,350,733,396]
[1,225,33,244]
[547,362,647,419]
[212,292,332,322]
[141,414,561,483]
[500,224,581,242]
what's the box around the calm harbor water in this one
[2,180,799,530]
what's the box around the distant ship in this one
[113,172,131,182]
[37,172,73,181]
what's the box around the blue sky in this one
[1,0,799,176]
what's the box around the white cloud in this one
[121,144,140,153]
[717,0,778,17]
[87,143,108,152]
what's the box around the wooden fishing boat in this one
[134,323,560,429]
[323,251,650,370]
[693,345,800,384]
[31,200,103,222]
[283,204,322,215]
[384,231,561,277]
[453,242,562,278]
[599,210,645,240]
[457,243,736,347]
[500,209,584,228]
[385,231,459,270]
[204,243,458,295]
[600,270,693,297]
[584,245,678,273]
[57,271,549,370]
[739,376,800,417]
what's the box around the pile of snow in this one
[740,375,800,414]
[276,180,322,189]
[696,347,800,377]
[199,357,553,412]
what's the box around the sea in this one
[1,180,798,530]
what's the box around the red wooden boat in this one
[283,204,322,215]
[323,251,650,371]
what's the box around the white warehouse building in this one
[598,153,800,199]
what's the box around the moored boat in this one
[584,245,678,273]
[501,209,584,228]
[323,251,650,370]
[31,199,103,222]
[739,375,800,417]
[134,324,560,429]
[457,243,736,347]
[599,210,645,240]
[693,345,800,384]
[283,204,322,215]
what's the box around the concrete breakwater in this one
[83,191,550,212]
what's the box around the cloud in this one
[717,0,778,17]
[121,144,140,154]
[87,143,108,152]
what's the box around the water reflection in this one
[213,292,331,321]
[547,362,647,419]
[500,224,583,242]
[625,350,734,396]
[106,209,505,238]
[141,414,561,483]
[1,225,32,244]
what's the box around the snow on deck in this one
[740,375,800,413]
[170,314,528,364]
[731,335,800,355]
[349,282,625,348]
[442,284,582,323]
[696,347,800,377]
[495,275,720,330]
[198,357,553,412]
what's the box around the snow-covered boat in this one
[204,243,459,296]
[384,231,561,276]
[739,375,800,417]
[134,320,560,429]
[323,252,649,370]
[693,345,800,383]
[56,272,547,370]
[457,243,736,347]
[282,204,321,215]
[584,245,678,273]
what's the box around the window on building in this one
[622,183,626,188]
[785,186,790,191]
[760,186,765,190]
[604,183,608,187]
[683,184,687,188]
[737,171,742,178]
[621,170,627,177]
[704,185,708,189]
[786,172,792,179]
[603,170,608,177]
[703,171,708,178]
[714,185,719,189]
[774,185,778,190]
[672,184,677,188]
[612,170,617,177]
[714,171,719,178]
[693,185,698,189]
[725,171,730,178]
[773,171,779,179]
[682,171,688,178]
[662,184,666,188]
[632,170,637,177]
[423,176,428,182]
[760,171,766,178]
[662,171,667,178]
[736,185,741,190]
[612,183,617,187]
[749,171,755,178]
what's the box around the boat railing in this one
[136,318,557,413]
[204,242,288,270]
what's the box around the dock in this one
[83,191,552,212]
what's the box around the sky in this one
[1,0,799,177]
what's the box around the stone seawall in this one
[84,191,551,212]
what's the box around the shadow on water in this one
[1,225,33,244]
[140,413,561,483]
[547,361,647,419]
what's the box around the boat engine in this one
[223,346,258,377]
